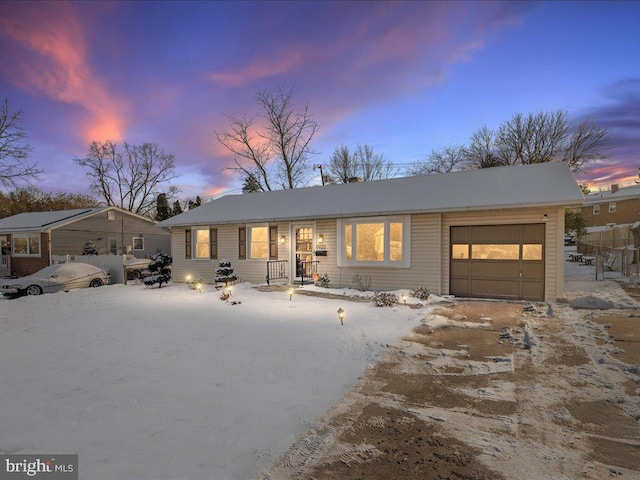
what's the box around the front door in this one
[293,225,314,280]
[0,235,9,275]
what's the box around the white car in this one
[1,263,110,298]
[125,256,152,280]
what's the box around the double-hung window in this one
[248,225,269,259]
[191,227,217,259]
[338,216,410,267]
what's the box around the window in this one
[193,228,210,259]
[609,202,616,213]
[593,205,600,215]
[522,244,543,260]
[472,244,520,260]
[107,211,115,221]
[248,226,269,259]
[133,237,144,251]
[188,227,218,260]
[12,234,40,256]
[452,244,469,259]
[109,239,118,255]
[338,216,410,267]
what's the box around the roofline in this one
[0,206,159,233]
[161,199,583,228]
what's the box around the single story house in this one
[0,207,170,277]
[159,162,584,302]
[582,183,640,227]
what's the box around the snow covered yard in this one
[0,283,426,479]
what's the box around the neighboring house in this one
[159,163,584,302]
[0,207,170,277]
[582,183,640,227]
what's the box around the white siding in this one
[441,207,563,301]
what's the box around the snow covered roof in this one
[160,162,584,227]
[584,183,640,204]
[0,207,156,233]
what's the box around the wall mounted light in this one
[317,234,324,244]
[279,235,286,244]
[543,214,548,222]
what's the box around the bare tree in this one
[465,126,504,169]
[409,144,467,175]
[563,119,610,171]
[73,140,178,217]
[216,86,319,190]
[0,98,42,189]
[328,143,397,182]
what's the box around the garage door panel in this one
[451,261,469,276]
[522,281,544,300]
[522,262,544,279]
[471,280,519,298]
[523,224,545,243]
[450,278,470,297]
[471,261,520,279]
[471,225,520,243]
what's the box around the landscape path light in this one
[337,307,345,326]
[401,293,407,305]
[289,287,294,301]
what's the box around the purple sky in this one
[1,1,639,200]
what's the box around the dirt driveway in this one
[264,298,640,480]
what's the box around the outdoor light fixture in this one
[401,293,407,305]
[279,234,286,244]
[228,285,233,296]
[289,287,294,301]
[186,274,192,282]
[337,307,345,326]
[317,234,324,244]
[195,282,203,292]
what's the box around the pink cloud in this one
[0,2,126,143]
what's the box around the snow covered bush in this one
[215,259,238,286]
[411,287,430,301]
[82,240,98,256]
[316,273,331,288]
[373,292,398,307]
[143,253,172,288]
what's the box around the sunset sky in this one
[1,1,639,200]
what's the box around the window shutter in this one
[210,228,218,259]
[185,229,192,259]
[238,227,246,259]
[269,226,278,260]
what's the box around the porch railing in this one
[298,260,319,286]
[266,260,288,285]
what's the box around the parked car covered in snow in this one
[125,256,152,280]
[1,263,110,298]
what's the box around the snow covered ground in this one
[0,282,428,479]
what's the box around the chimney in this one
[348,177,363,183]
[611,184,619,194]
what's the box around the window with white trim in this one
[608,202,616,213]
[338,216,410,267]
[248,225,269,259]
[133,237,144,251]
[107,211,115,220]
[12,233,40,256]
[193,227,210,259]
[593,205,600,215]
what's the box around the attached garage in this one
[450,224,545,301]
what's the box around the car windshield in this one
[32,265,64,277]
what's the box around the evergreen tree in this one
[156,193,172,221]
[173,199,183,215]
[215,259,238,286]
[82,240,99,255]
[143,253,172,288]
[242,173,262,193]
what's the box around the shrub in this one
[411,287,431,301]
[373,292,398,307]
[82,240,98,256]
[215,259,238,286]
[353,274,372,292]
[143,253,172,288]
[317,273,331,288]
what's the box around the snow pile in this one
[0,282,427,480]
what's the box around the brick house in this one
[0,207,170,277]
[582,184,640,227]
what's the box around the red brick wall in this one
[581,198,640,227]
[9,233,50,277]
